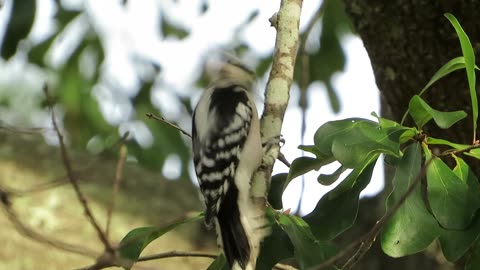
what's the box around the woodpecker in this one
[192,55,267,270]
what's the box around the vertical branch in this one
[252,0,303,198]
[105,145,127,239]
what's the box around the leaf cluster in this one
[117,14,480,270]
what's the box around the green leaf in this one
[371,112,400,128]
[466,241,480,270]
[381,143,440,257]
[439,213,480,262]
[314,118,364,158]
[317,165,346,186]
[304,155,378,241]
[400,57,467,125]
[298,144,328,160]
[419,57,467,97]
[286,157,325,184]
[426,137,470,150]
[257,211,294,270]
[277,214,336,269]
[466,148,480,160]
[452,155,480,188]
[423,146,480,230]
[445,13,477,141]
[409,95,467,129]
[118,212,204,269]
[207,254,228,270]
[269,173,288,209]
[314,118,404,168]
[1,0,36,59]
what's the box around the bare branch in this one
[76,250,217,270]
[0,120,50,135]
[274,263,299,270]
[251,0,303,198]
[105,144,127,239]
[146,113,191,138]
[277,151,291,167]
[137,250,217,262]
[44,84,114,253]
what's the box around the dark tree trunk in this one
[337,1,480,269]
[343,1,480,150]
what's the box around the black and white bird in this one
[192,55,267,270]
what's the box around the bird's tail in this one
[216,185,270,270]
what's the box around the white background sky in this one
[1,0,382,215]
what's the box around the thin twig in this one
[277,151,291,167]
[137,250,217,262]
[274,263,299,270]
[146,113,191,138]
[0,120,50,135]
[44,84,114,253]
[76,250,217,270]
[105,144,127,239]
[437,142,480,157]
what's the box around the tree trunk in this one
[338,1,480,269]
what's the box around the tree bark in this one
[344,0,480,148]
[339,1,480,269]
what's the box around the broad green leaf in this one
[331,126,402,168]
[426,137,470,150]
[466,241,480,270]
[419,57,467,97]
[314,118,403,168]
[298,144,330,160]
[304,155,378,240]
[409,95,467,129]
[286,157,324,184]
[277,214,336,269]
[257,210,294,270]
[118,212,204,269]
[317,165,347,186]
[423,146,480,230]
[371,112,400,128]
[452,155,480,188]
[207,255,228,270]
[439,213,480,262]
[268,173,288,209]
[466,148,480,160]
[381,143,440,257]
[400,57,466,125]
[408,96,432,128]
[313,118,366,158]
[1,0,36,59]
[445,13,477,141]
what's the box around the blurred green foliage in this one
[0,1,351,179]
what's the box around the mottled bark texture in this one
[337,1,480,269]
[345,0,480,150]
